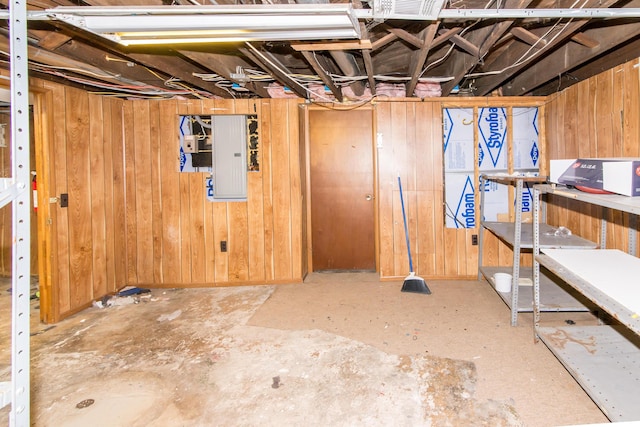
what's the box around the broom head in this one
[401,272,432,294]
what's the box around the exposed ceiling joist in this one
[571,32,600,49]
[1,0,638,101]
[472,0,620,96]
[510,27,547,47]
[504,21,640,95]
[301,50,344,102]
[440,0,534,96]
[177,49,271,98]
[291,40,372,51]
[239,43,308,99]
[406,22,440,97]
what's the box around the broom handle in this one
[398,176,414,273]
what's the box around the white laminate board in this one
[540,249,640,315]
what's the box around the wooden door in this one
[309,109,375,271]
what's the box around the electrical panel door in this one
[212,115,247,199]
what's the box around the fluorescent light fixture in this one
[48,5,361,46]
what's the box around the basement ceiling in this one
[1,0,639,101]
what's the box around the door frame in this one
[0,81,54,322]
[300,104,379,273]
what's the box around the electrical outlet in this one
[471,234,478,245]
[60,193,69,208]
[220,241,227,252]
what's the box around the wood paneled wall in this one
[376,101,468,279]
[29,77,304,321]
[544,57,640,254]
[38,82,127,322]
[123,98,303,287]
[375,100,545,279]
[22,73,552,321]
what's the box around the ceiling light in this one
[47,5,361,46]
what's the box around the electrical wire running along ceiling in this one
[0,0,639,102]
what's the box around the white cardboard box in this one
[602,160,640,196]
[550,158,640,196]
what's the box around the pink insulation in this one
[375,83,406,98]
[341,85,373,101]
[266,83,299,99]
[413,81,442,98]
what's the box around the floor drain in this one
[76,399,95,409]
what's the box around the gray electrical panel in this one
[212,115,247,199]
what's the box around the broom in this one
[398,175,431,294]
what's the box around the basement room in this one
[1,0,639,426]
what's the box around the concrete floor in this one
[0,273,608,426]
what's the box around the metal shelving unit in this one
[478,175,596,326]
[0,1,32,426]
[533,184,640,422]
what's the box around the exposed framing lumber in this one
[503,18,640,95]
[371,33,398,51]
[350,0,376,95]
[36,21,232,98]
[571,32,600,49]
[178,49,270,98]
[406,22,440,97]
[0,38,158,89]
[35,31,72,50]
[240,43,308,99]
[433,27,463,49]
[384,25,425,49]
[440,0,533,96]
[330,50,366,96]
[359,23,376,95]
[450,34,481,57]
[291,40,372,51]
[511,27,547,47]
[301,51,343,102]
[472,0,620,96]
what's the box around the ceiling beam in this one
[571,32,600,49]
[39,37,187,89]
[178,49,270,98]
[531,37,640,95]
[510,27,547,47]
[290,40,372,51]
[449,34,480,57]
[358,22,376,95]
[371,33,398,51]
[329,51,366,96]
[472,0,620,96]
[0,37,167,92]
[440,0,532,96]
[432,27,463,49]
[301,51,343,102]
[503,20,640,95]
[239,43,308,99]
[383,25,425,49]
[34,30,72,50]
[351,0,375,95]
[406,22,439,97]
[38,21,233,97]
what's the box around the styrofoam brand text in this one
[457,176,476,228]
[478,107,507,170]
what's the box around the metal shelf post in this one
[9,0,32,425]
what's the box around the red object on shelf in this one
[32,173,37,212]
[574,185,614,195]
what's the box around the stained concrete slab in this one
[0,273,608,426]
